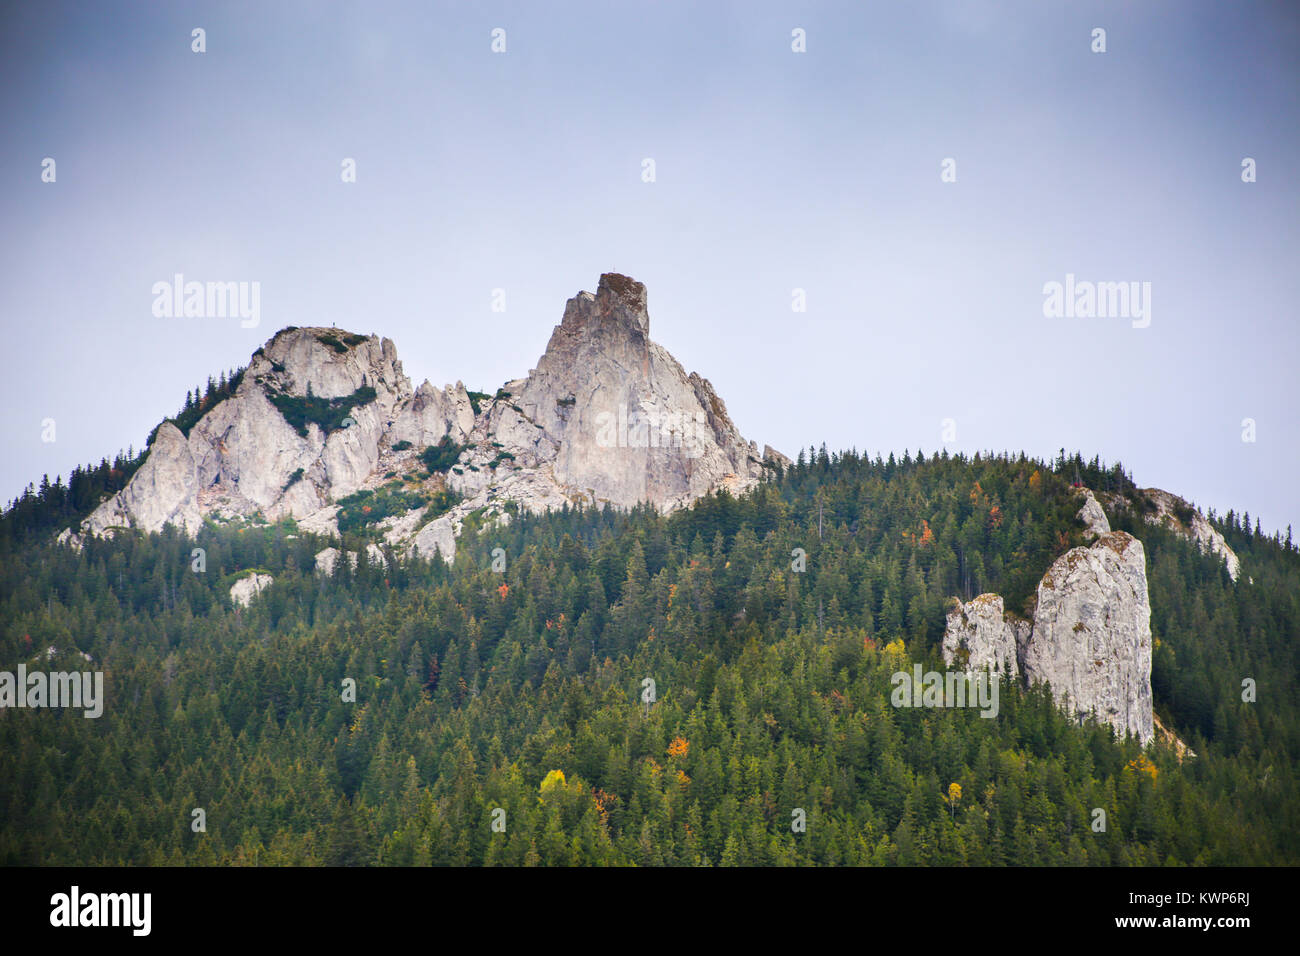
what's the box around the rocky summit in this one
[64,274,785,561]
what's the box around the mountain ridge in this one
[60,274,787,562]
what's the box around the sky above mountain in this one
[2,0,1297,534]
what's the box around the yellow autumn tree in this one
[539,768,567,801]
[667,736,690,759]
[947,782,962,818]
[883,638,908,671]
[1126,754,1158,784]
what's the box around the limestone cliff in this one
[66,275,783,562]
[230,572,273,608]
[941,594,1025,678]
[943,531,1155,745]
[1023,531,1154,744]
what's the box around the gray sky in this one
[2,1,1297,535]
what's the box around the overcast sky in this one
[2,1,1297,535]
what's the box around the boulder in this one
[230,572,273,608]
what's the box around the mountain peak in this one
[66,273,783,562]
[561,272,649,337]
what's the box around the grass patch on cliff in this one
[336,485,431,535]
[315,332,369,354]
[269,384,377,438]
[423,489,461,522]
[420,437,468,474]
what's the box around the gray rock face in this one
[942,594,1022,677]
[401,274,779,561]
[1075,488,1111,539]
[314,547,349,575]
[496,273,770,513]
[83,422,203,536]
[230,572,273,607]
[943,530,1155,744]
[81,327,415,536]
[67,275,782,564]
[388,380,475,450]
[314,544,386,574]
[1138,488,1240,581]
[1023,531,1154,744]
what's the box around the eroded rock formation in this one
[942,531,1155,744]
[65,275,784,564]
[1023,531,1154,744]
[941,594,1025,677]
[230,572,273,608]
[1138,488,1240,582]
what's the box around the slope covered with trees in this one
[1,449,1296,865]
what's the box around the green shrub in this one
[268,384,377,438]
[423,489,461,522]
[420,436,467,473]
[315,333,348,354]
[336,485,429,535]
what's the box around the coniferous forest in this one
[1,449,1297,865]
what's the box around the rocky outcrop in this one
[230,572,273,607]
[943,531,1155,744]
[400,275,779,561]
[314,544,387,574]
[388,380,475,450]
[1137,488,1240,581]
[1023,532,1153,744]
[1075,488,1111,539]
[80,327,417,537]
[83,422,203,536]
[65,276,783,565]
[472,273,770,511]
[941,594,1024,677]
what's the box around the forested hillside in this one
[1,449,1296,865]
